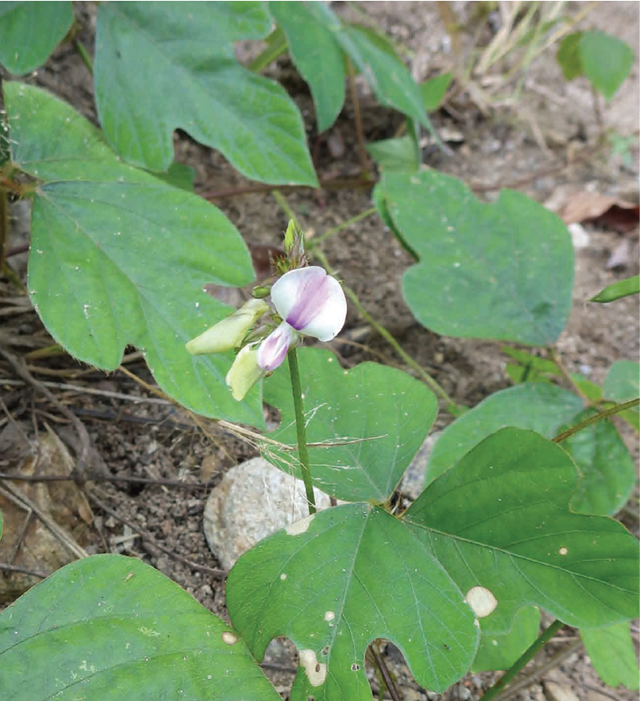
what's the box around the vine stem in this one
[73,38,94,75]
[308,207,378,248]
[552,398,639,443]
[287,348,317,515]
[479,620,565,701]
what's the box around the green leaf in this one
[0,2,73,74]
[405,428,640,631]
[379,171,574,344]
[580,31,635,101]
[5,82,263,426]
[604,360,639,431]
[366,133,420,173]
[473,606,540,672]
[152,162,196,193]
[426,383,583,484]
[0,555,281,701]
[270,2,346,132]
[94,2,317,184]
[420,72,453,111]
[591,275,639,303]
[263,348,437,501]
[227,503,479,701]
[581,623,640,690]
[339,24,433,130]
[557,32,584,81]
[562,409,636,515]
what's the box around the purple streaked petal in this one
[270,267,347,342]
[257,322,295,371]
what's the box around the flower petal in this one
[186,298,268,355]
[225,344,264,401]
[257,322,295,372]
[270,267,347,342]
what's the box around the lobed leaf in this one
[0,555,281,701]
[378,171,574,345]
[263,348,437,502]
[5,82,263,426]
[94,2,317,184]
[405,428,640,631]
[0,1,73,74]
[227,503,478,701]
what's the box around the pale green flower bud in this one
[225,344,264,401]
[185,298,269,355]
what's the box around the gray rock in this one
[203,456,331,570]
[400,431,442,500]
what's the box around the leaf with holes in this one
[227,503,479,701]
[376,171,574,344]
[581,623,640,690]
[405,428,640,633]
[5,82,263,426]
[270,2,346,132]
[426,383,583,484]
[0,2,73,74]
[0,555,281,701]
[94,2,317,184]
[263,348,437,502]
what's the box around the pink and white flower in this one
[256,266,347,371]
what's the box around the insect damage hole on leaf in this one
[299,649,327,686]
[465,587,498,618]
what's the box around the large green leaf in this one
[561,409,636,516]
[227,503,478,701]
[263,348,438,501]
[94,2,317,184]
[0,555,281,701]
[581,623,640,690]
[472,606,540,672]
[580,31,635,101]
[5,82,263,426]
[378,171,574,344]
[0,2,73,74]
[426,383,583,484]
[270,2,346,132]
[405,428,640,631]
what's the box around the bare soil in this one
[1,3,638,701]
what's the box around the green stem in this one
[73,38,94,76]
[287,348,316,515]
[312,247,463,415]
[272,190,302,230]
[248,28,288,73]
[480,620,565,701]
[552,398,639,443]
[308,207,378,248]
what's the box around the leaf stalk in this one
[287,347,317,514]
